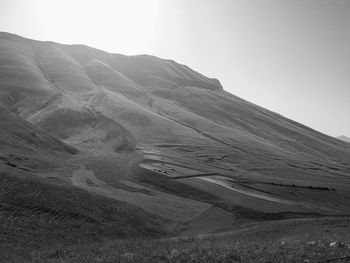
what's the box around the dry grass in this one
[0,169,168,262]
[9,217,350,263]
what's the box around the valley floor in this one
[11,216,350,263]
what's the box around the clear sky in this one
[0,0,349,137]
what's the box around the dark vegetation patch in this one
[235,181,276,195]
[0,154,56,171]
[0,156,17,167]
[269,182,335,191]
[229,205,320,221]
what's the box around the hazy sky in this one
[0,0,349,137]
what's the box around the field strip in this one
[139,162,217,179]
[141,155,242,178]
[198,176,310,208]
[70,165,211,222]
[162,216,350,241]
[172,173,218,179]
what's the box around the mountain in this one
[0,105,77,168]
[338,135,350,143]
[1,32,350,258]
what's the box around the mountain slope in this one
[0,105,77,171]
[1,32,350,256]
[0,104,167,260]
[338,135,350,143]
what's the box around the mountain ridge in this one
[338,135,350,143]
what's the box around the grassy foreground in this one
[11,217,350,263]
